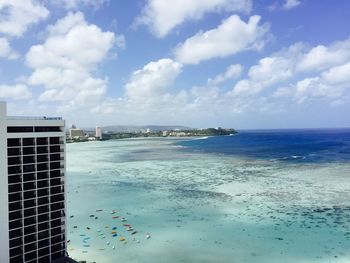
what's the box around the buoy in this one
[146,233,151,239]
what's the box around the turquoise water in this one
[66,136,350,263]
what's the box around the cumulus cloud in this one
[0,37,18,59]
[0,84,32,100]
[51,0,108,10]
[135,0,252,38]
[298,39,350,72]
[231,53,294,96]
[231,38,350,98]
[25,12,116,108]
[208,64,243,85]
[321,62,350,84]
[125,58,183,100]
[282,0,301,10]
[174,15,269,64]
[0,0,49,37]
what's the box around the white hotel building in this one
[0,102,68,263]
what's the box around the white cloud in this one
[208,64,243,85]
[174,15,269,64]
[298,39,350,72]
[321,62,350,84]
[125,58,183,100]
[231,38,350,97]
[282,0,301,10]
[135,0,252,38]
[0,84,32,100]
[25,12,116,108]
[0,37,18,59]
[0,0,49,37]
[231,54,293,96]
[51,0,108,10]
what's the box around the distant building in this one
[162,131,169,137]
[69,128,85,139]
[0,102,67,263]
[146,128,150,133]
[95,126,102,139]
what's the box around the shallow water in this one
[66,135,350,263]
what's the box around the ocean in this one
[66,129,350,263]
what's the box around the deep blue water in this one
[178,129,350,163]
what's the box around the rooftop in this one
[7,116,62,120]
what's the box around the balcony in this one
[24,242,37,253]
[9,219,22,230]
[23,190,36,200]
[24,225,37,236]
[9,192,22,203]
[24,251,37,262]
[24,216,36,226]
[37,180,49,189]
[9,210,22,221]
[10,245,23,257]
[38,213,49,223]
[9,201,22,211]
[8,184,22,193]
[37,163,49,171]
[8,166,21,175]
[36,137,48,145]
[24,208,36,218]
[8,138,21,147]
[37,196,49,206]
[8,147,21,156]
[9,237,23,248]
[37,172,49,180]
[23,182,36,191]
[8,156,21,165]
[38,238,49,248]
[9,228,23,239]
[37,146,48,154]
[23,147,35,155]
[23,138,35,146]
[8,174,22,184]
[23,173,36,182]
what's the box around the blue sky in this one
[0,0,350,129]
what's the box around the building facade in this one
[0,102,67,263]
[95,126,102,139]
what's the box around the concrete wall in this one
[0,102,9,263]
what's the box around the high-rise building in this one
[0,102,67,263]
[95,126,102,139]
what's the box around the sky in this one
[0,0,350,129]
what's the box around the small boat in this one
[121,218,127,222]
[112,234,118,237]
[86,227,90,230]
[112,216,120,219]
[96,209,103,212]
[126,227,133,231]
[131,231,137,235]
[123,224,131,227]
